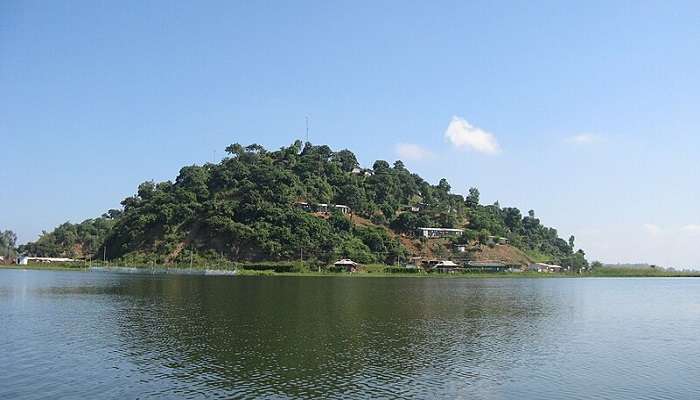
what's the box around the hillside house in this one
[298,203,351,215]
[334,204,351,214]
[295,201,312,211]
[454,244,468,253]
[487,236,509,245]
[417,227,464,238]
[351,167,374,176]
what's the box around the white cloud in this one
[682,224,700,233]
[643,223,662,236]
[395,143,433,161]
[567,133,602,144]
[444,116,500,155]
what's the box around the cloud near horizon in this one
[682,224,700,233]
[567,133,602,144]
[395,143,433,160]
[642,224,700,236]
[643,223,662,236]
[444,116,500,155]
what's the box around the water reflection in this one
[111,276,563,398]
[2,271,700,399]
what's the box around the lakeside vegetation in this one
[5,262,699,278]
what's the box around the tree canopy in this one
[1,230,18,261]
[21,141,585,268]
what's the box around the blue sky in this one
[2,1,699,267]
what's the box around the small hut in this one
[334,259,359,272]
[427,260,462,273]
[528,263,564,273]
[466,261,509,272]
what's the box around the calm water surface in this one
[1,269,699,399]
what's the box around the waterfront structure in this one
[466,261,509,272]
[528,263,564,273]
[423,259,462,272]
[334,259,359,272]
[17,256,77,265]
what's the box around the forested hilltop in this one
[21,141,588,270]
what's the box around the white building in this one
[18,256,77,265]
[334,204,351,214]
[426,260,462,272]
[528,263,564,273]
[334,259,359,272]
[417,227,464,238]
[487,236,509,245]
[305,203,351,214]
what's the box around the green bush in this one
[236,263,296,273]
[384,266,420,273]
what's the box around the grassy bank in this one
[3,263,699,278]
[586,267,700,277]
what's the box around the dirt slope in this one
[467,244,533,265]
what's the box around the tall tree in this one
[0,230,18,260]
[466,187,480,208]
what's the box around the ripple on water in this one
[2,271,700,399]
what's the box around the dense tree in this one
[332,149,359,172]
[0,230,18,261]
[562,249,589,273]
[23,141,585,267]
[18,218,115,258]
[466,187,480,208]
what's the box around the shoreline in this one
[2,264,699,278]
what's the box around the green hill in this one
[20,141,588,270]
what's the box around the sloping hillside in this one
[467,244,534,265]
[22,141,588,271]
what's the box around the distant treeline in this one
[603,263,653,270]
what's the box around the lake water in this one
[1,269,699,399]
